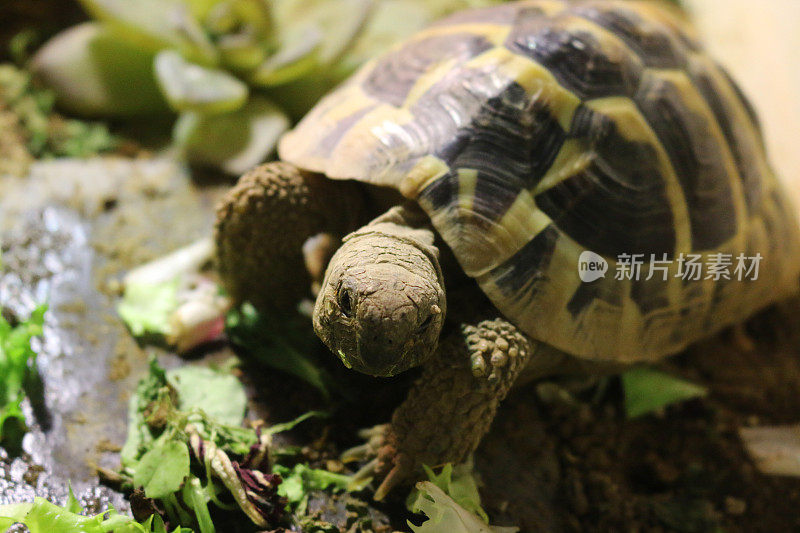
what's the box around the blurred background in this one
[685,0,800,207]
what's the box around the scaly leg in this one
[214,162,364,311]
[344,316,540,500]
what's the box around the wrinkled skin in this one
[313,209,446,376]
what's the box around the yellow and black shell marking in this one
[280,0,800,362]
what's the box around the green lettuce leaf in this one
[134,440,191,499]
[409,462,488,523]
[225,303,334,400]
[0,304,46,452]
[0,496,193,533]
[168,365,247,426]
[410,482,518,533]
[275,463,351,505]
[117,279,179,338]
[622,367,708,419]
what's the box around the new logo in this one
[578,251,608,282]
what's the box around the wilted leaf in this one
[154,50,248,114]
[622,367,707,419]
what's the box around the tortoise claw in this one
[341,424,388,464]
[341,443,373,464]
[340,424,413,499]
[347,458,378,492]
[374,462,406,501]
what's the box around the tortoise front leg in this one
[214,162,364,311]
[345,317,539,500]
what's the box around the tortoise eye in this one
[338,288,353,318]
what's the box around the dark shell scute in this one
[718,65,763,137]
[433,82,566,223]
[535,105,676,257]
[419,171,458,210]
[635,75,738,251]
[506,14,643,99]
[572,5,687,69]
[362,33,493,107]
[491,224,560,296]
[689,62,763,214]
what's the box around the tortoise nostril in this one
[417,314,433,333]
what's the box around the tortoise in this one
[215,0,800,500]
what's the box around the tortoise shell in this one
[279,0,800,362]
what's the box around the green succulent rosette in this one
[32,0,506,174]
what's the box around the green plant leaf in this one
[117,279,180,338]
[167,365,247,426]
[225,303,334,399]
[134,440,191,499]
[622,367,708,419]
[0,496,195,532]
[154,50,248,114]
[32,22,168,117]
[248,24,321,87]
[275,463,351,505]
[0,304,46,451]
[78,0,218,65]
[410,462,488,523]
[173,95,289,175]
[410,482,518,533]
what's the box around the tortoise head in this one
[312,220,446,377]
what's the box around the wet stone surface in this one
[0,157,224,511]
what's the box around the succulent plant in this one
[32,0,505,174]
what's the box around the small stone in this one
[508,346,519,358]
[495,337,509,351]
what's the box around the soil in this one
[474,303,800,532]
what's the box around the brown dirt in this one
[475,300,800,533]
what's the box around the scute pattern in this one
[506,13,644,99]
[573,4,685,68]
[534,103,676,257]
[279,0,800,362]
[635,71,738,251]
[363,33,494,107]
